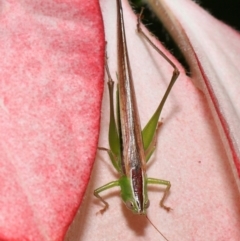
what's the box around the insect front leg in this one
[94,51,122,214]
[94,180,120,214]
[147,177,172,211]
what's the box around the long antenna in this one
[146,215,170,241]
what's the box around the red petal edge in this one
[0,0,104,240]
[148,0,240,189]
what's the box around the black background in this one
[128,0,240,73]
[129,0,240,30]
[197,0,240,30]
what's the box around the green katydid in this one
[94,0,179,233]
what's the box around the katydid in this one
[95,0,179,222]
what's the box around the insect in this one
[94,0,179,238]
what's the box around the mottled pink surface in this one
[0,1,104,240]
[66,0,240,241]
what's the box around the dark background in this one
[197,0,240,30]
[129,0,240,30]
[128,0,240,73]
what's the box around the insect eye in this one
[125,200,134,210]
[144,200,150,209]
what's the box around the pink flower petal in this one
[0,1,104,240]
[148,0,240,187]
[68,0,240,240]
